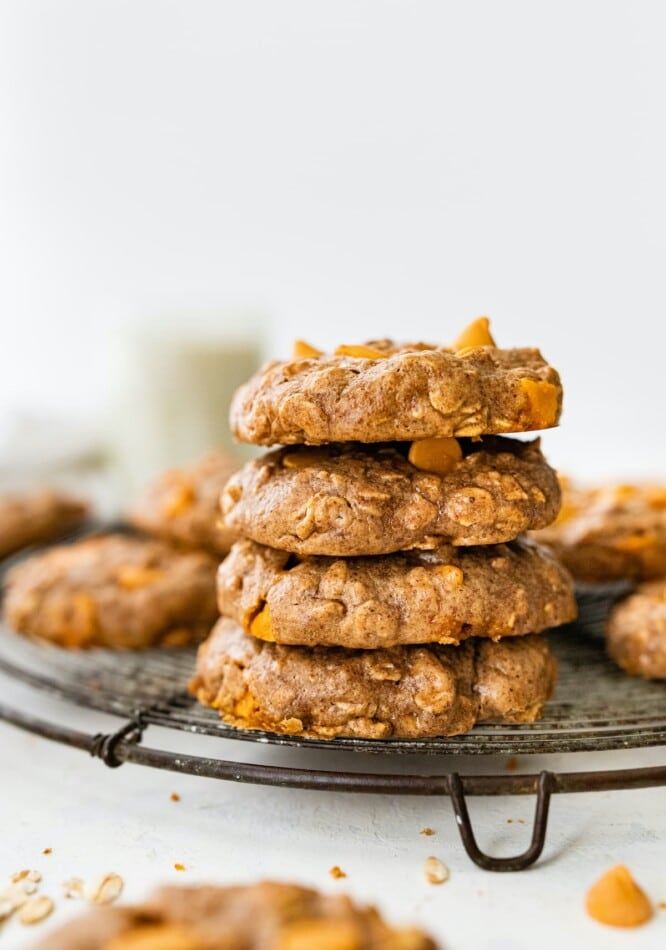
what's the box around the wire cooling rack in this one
[0,537,664,871]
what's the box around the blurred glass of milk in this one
[111,314,265,494]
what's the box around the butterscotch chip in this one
[606,580,666,679]
[532,480,666,582]
[230,338,562,445]
[3,535,218,649]
[0,489,88,559]
[586,865,653,928]
[217,537,575,649]
[190,619,557,740]
[128,452,241,556]
[222,437,561,556]
[37,881,438,949]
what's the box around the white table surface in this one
[0,673,664,950]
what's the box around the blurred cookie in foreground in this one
[606,580,666,679]
[37,880,438,949]
[222,436,561,556]
[533,480,666,583]
[3,534,217,649]
[0,489,89,559]
[128,452,240,556]
[191,619,557,739]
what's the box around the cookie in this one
[3,534,218,649]
[128,452,240,556]
[0,489,88,559]
[534,482,666,583]
[230,340,562,446]
[38,880,437,949]
[191,619,557,739]
[606,580,666,679]
[217,536,575,649]
[222,436,561,556]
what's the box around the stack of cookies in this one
[191,319,576,739]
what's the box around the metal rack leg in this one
[449,771,554,871]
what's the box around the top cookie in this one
[230,325,562,445]
[38,881,437,950]
[533,481,666,583]
[128,452,240,556]
[0,489,88,559]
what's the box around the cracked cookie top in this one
[230,334,562,445]
[222,436,560,556]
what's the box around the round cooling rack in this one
[0,547,664,872]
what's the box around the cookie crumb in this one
[170,792,181,802]
[19,895,54,925]
[507,819,513,824]
[86,873,124,906]
[586,865,653,927]
[42,848,52,855]
[424,856,449,885]
[658,901,666,910]
[420,828,435,836]
[329,866,346,880]
[174,863,186,872]
[506,756,519,771]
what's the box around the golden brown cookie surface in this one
[222,436,560,556]
[217,536,575,649]
[230,343,562,446]
[606,579,666,679]
[191,619,557,739]
[533,482,666,583]
[38,881,438,949]
[128,452,240,556]
[3,534,218,649]
[0,489,88,559]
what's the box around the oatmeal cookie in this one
[38,880,437,949]
[129,452,240,555]
[534,482,666,582]
[222,436,560,555]
[230,341,562,445]
[0,489,88,559]
[3,534,218,649]
[606,579,666,679]
[191,619,557,739]
[217,536,575,649]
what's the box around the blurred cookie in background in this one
[606,579,666,679]
[533,480,666,583]
[128,452,241,556]
[3,534,218,649]
[0,489,89,559]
